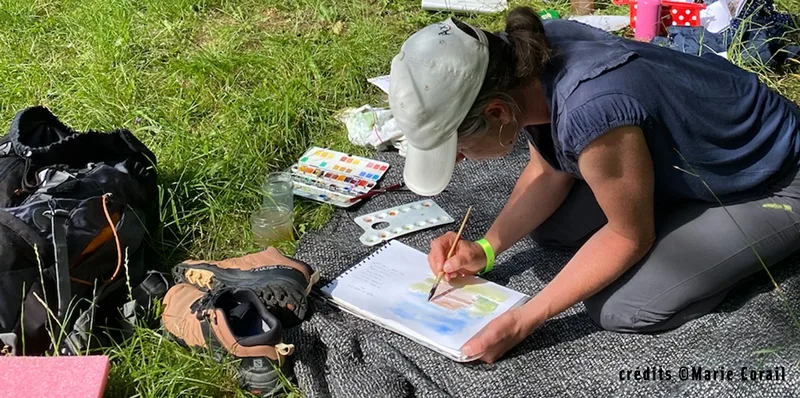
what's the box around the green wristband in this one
[475,238,495,274]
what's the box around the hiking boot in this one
[172,247,319,328]
[161,283,296,397]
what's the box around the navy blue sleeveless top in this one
[526,20,800,203]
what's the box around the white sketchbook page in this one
[367,75,390,94]
[320,241,528,356]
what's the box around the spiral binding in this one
[322,240,394,289]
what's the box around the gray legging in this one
[530,167,800,333]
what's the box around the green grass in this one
[0,0,798,396]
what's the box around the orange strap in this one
[101,194,123,283]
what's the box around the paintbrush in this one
[427,205,473,302]
[348,182,405,203]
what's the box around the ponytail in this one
[453,7,553,139]
[505,6,552,79]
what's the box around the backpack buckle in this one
[0,333,17,356]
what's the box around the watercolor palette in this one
[290,177,362,207]
[354,199,454,246]
[289,146,391,207]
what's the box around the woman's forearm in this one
[521,225,655,327]
[484,166,574,255]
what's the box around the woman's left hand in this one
[461,306,546,363]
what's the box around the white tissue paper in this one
[337,105,408,157]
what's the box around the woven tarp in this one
[287,140,800,397]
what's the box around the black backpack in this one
[0,106,166,356]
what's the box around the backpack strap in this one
[122,270,171,329]
[116,270,170,342]
[131,271,170,306]
[46,203,71,319]
[59,271,170,356]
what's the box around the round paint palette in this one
[354,200,455,246]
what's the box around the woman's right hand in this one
[428,232,488,280]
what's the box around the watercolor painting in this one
[411,277,509,315]
[383,276,511,336]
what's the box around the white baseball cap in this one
[389,18,489,196]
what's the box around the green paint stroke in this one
[469,296,499,316]
[411,277,509,303]
[410,281,432,293]
[461,284,508,302]
[762,203,793,212]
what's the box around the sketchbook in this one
[319,240,530,362]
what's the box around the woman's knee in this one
[584,286,731,334]
[584,293,646,333]
[583,268,693,334]
[585,295,678,333]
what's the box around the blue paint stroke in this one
[387,291,477,335]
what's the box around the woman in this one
[388,7,800,363]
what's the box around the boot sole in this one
[173,263,313,328]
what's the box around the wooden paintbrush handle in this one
[428,206,474,301]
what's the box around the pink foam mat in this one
[0,355,110,398]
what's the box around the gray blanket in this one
[287,141,800,397]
